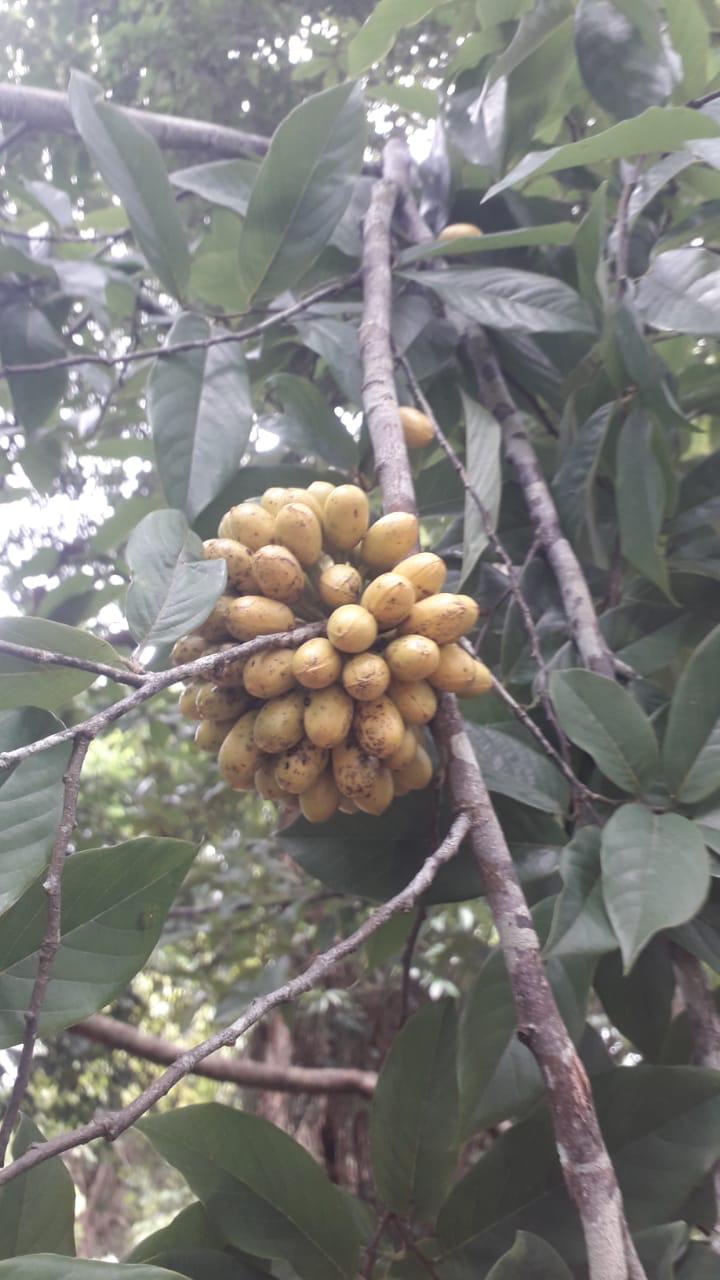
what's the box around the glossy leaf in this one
[486,1232,572,1280]
[616,409,672,597]
[0,1115,75,1259]
[140,1104,365,1280]
[236,81,364,305]
[347,0,445,75]
[267,373,356,470]
[545,827,616,959]
[68,73,189,298]
[549,669,660,793]
[0,617,127,711]
[0,301,66,432]
[637,248,720,336]
[148,315,253,521]
[552,402,613,546]
[663,622,720,804]
[460,391,502,583]
[575,0,674,119]
[0,837,197,1047]
[0,743,70,917]
[370,999,459,1219]
[465,722,569,813]
[402,267,595,335]
[601,804,710,969]
[125,510,227,647]
[292,317,363,405]
[170,158,259,216]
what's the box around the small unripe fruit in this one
[307,481,335,510]
[202,538,256,592]
[398,593,479,645]
[251,545,305,603]
[384,634,440,682]
[300,770,340,823]
[225,597,294,642]
[218,710,260,790]
[243,649,296,699]
[393,745,433,794]
[275,738,328,794]
[255,761,287,801]
[275,502,323,567]
[360,512,418,570]
[327,605,377,654]
[354,696,405,759]
[304,684,354,748]
[354,766,394,815]
[260,487,288,517]
[196,595,234,642]
[398,406,434,450]
[342,652,390,702]
[388,678,438,726]
[194,719,233,752]
[428,643,478,693]
[361,573,415,627]
[171,634,206,665]
[332,742,382,801]
[322,485,369,550]
[438,223,483,242]
[463,659,493,697]
[292,637,342,689]
[254,690,305,753]
[393,552,446,599]
[178,684,202,720]
[195,682,248,720]
[318,563,362,610]
[387,726,418,771]
[221,503,275,551]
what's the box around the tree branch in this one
[0,814,470,1188]
[0,734,90,1164]
[0,639,147,688]
[70,1014,376,1098]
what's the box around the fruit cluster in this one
[174,482,491,822]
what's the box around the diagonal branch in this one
[0,814,469,1188]
[0,639,147,688]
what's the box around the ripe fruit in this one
[398,406,434,450]
[196,595,235,642]
[243,649,296,699]
[292,637,342,689]
[384,634,440,682]
[225,597,294,642]
[342,652,390,702]
[253,690,305,753]
[428,643,478,693]
[322,485,369,550]
[354,767,394,815]
[194,720,232,752]
[398,593,479,645]
[388,678,438,726]
[300,770,340,823]
[209,645,248,687]
[171,634,206,665]
[361,573,415,627]
[274,739,328,794]
[202,538,256,592]
[387,726,417,771]
[332,742,381,801]
[251,545,305,603]
[260,487,288,517]
[466,659,493,696]
[218,711,260,789]
[438,223,483,241]
[393,552,446,599]
[220,503,275,550]
[275,502,323,567]
[318,563,362,609]
[178,685,202,720]
[195,682,248,720]
[354,696,405,759]
[304,685,354,748]
[307,481,335,510]
[360,512,418,570]
[393,745,433,795]
[327,605,377,654]
[283,488,324,520]
[255,761,287,801]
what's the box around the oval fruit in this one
[195,682,248,720]
[361,573,415,627]
[202,538,256,592]
[196,595,234,642]
[307,481,335,510]
[225,597,294,642]
[210,645,248,687]
[354,767,394,815]
[300,770,340,823]
[304,685,354,748]
[283,488,324,520]
[260,487,288,517]
[360,512,418,570]
[251,544,305,603]
[438,223,483,241]
[393,745,433,795]
[218,710,260,790]
[428,643,478,693]
[327,605,377,654]
[332,742,381,801]
[322,485,369,550]
[398,405,434,450]
[463,659,493,697]
[243,649,296,699]
[255,761,287,801]
[275,738,328,794]
[253,690,305,753]
[354,696,405,759]
[221,502,275,551]
[275,502,323,567]
[384,634,440,682]
[388,678,437,726]
[342,652,390,702]
[194,720,233,753]
[292,637,342,689]
[398,593,479,644]
[170,634,206,665]
[318,563,362,610]
[178,684,202,720]
[387,726,417,771]
[393,552,446,599]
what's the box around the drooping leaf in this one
[0,837,197,1047]
[460,391,502,583]
[636,248,720,336]
[148,315,253,521]
[0,743,70,918]
[464,722,570,813]
[347,0,446,75]
[125,510,227,647]
[601,804,710,969]
[549,669,660,793]
[140,1104,365,1280]
[0,1261,187,1279]
[486,1232,572,1280]
[236,82,364,305]
[0,301,66,431]
[663,622,720,804]
[0,617,127,711]
[616,409,672,597]
[170,158,260,216]
[575,0,674,120]
[267,373,356,470]
[370,999,459,1219]
[68,72,189,298]
[0,1115,75,1259]
[292,317,363,406]
[402,267,595,335]
[545,827,616,959]
[552,402,613,547]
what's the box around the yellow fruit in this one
[354,696,405,759]
[254,690,305,753]
[251,545,305,603]
[360,512,418,570]
[283,488,324,520]
[225,597,294,641]
[202,538,256,592]
[384,634,441,682]
[196,595,234,642]
[318,563,363,610]
[388,678,438,726]
[387,726,418,771]
[428,643,479,693]
[255,761,287,802]
[342,652,391,702]
[218,710,260,789]
[398,406,434,450]
[195,682,248,720]
[327,604,378,654]
[338,794,359,815]
[275,738,329,794]
[307,481,335,510]
[322,485,369,550]
[332,742,382,801]
[171,634,206,665]
[393,745,433,795]
[361,573,415,627]
[194,720,233,752]
[261,487,289,517]
[178,684,202,720]
[292,637,342,689]
[398,594,479,645]
[304,684,354,748]
[209,644,247,687]
[275,502,323,568]
[463,659,493,697]
[243,649,296,699]
[221,503,275,551]
[300,770,340,823]
[354,766,394,815]
[393,552,446,599]
[438,223,483,241]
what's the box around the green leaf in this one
[0,744,70,918]
[594,943,675,1059]
[549,669,660,793]
[68,72,189,298]
[545,827,616,959]
[347,0,446,75]
[460,391,501,584]
[236,82,364,305]
[292,317,363,406]
[465,722,570,812]
[552,402,613,547]
[637,248,720,336]
[0,1115,75,1259]
[0,1261,187,1279]
[616,409,672,597]
[486,1232,572,1280]
[487,0,573,87]
[267,373,356,470]
[170,158,259,216]
[0,710,60,786]
[149,315,253,522]
[125,510,227,647]
[402,267,595,335]
[574,182,608,314]
[127,1202,269,1279]
[128,1254,265,1280]
[437,1067,720,1272]
[0,301,66,431]
[370,999,459,1219]
[397,223,577,266]
[663,622,720,804]
[0,837,197,1047]
[0,617,127,711]
[575,0,674,120]
[601,804,710,969]
[666,0,708,100]
[140,1104,365,1280]
[484,106,720,200]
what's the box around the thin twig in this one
[0,638,147,688]
[362,1209,394,1279]
[614,163,641,298]
[0,814,470,1188]
[0,734,90,1164]
[399,907,425,1027]
[393,1220,442,1280]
